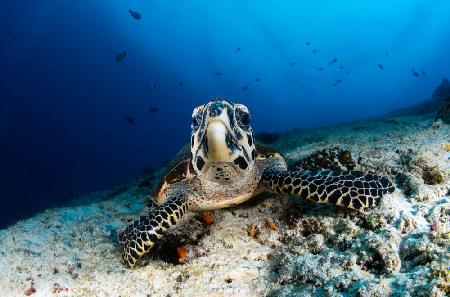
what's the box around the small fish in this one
[179,81,184,87]
[290,62,296,66]
[385,53,389,56]
[305,41,310,46]
[378,64,384,70]
[339,66,344,70]
[124,116,135,126]
[421,70,426,76]
[242,85,248,91]
[332,83,337,87]
[129,9,141,20]
[254,78,261,82]
[215,72,221,76]
[312,49,317,53]
[146,83,156,91]
[149,107,158,113]
[116,51,127,63]
[329,57,338,65]
[336,79,342,84]
[235,47,241,52]
[411,69,419,77]
[318,67,324,71]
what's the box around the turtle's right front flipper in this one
[118,192,189,268]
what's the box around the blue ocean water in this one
[0,0,449,228]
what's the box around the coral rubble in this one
[0,113,448,296]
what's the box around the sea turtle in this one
[118,99,395,268]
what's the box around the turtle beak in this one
[206,120,232,161]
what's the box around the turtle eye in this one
[235,108,251,129]
[241,113,250,126]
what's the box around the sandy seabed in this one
[0,113,449,297]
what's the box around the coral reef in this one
[388,78,450,117]
[432,78,450,98]
[294,147,356,171]
[436,96,450,124]
[0,113,448,296]
[395,147,447,201]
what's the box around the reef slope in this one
[0,114,449,296]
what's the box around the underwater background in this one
[1,0,450,228]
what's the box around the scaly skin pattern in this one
[261,168,395,210]
[118,190,189,268]
[118,99,395,268]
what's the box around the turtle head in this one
[190,99,256,183]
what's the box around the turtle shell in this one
[153,143,196,204]
[254,142,285,160]
[152,142,286,204]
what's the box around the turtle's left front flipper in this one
[261,169,394,210]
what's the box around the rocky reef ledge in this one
[0,113,449,296]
